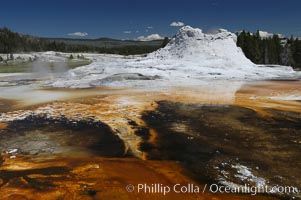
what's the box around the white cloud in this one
[258,31,273,38]
[258,31,283,38]
[135,34,164,41]
[147,26,153,29]
[237,30,284,39]
[68,32,88,37]
[170,21,185,27]
[123,31,132,34]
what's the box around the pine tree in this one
[292,38,301,68]
[162,37,170,48]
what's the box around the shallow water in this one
[140,101,301,198]
[0,117,126,158]
[0,80,300,199]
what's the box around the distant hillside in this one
[2,27,300,69]
[43,37,163,48]
[0,27,164,55]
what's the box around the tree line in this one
[0,27,164,56]
[237,30,301,69]
[1,26,300,69]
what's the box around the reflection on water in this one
[0,80,301,199]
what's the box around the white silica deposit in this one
[45,26,300,88]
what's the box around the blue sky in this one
[0,0,300,39]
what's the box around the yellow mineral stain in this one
[0,81,300,200]
[0,123,7,130]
